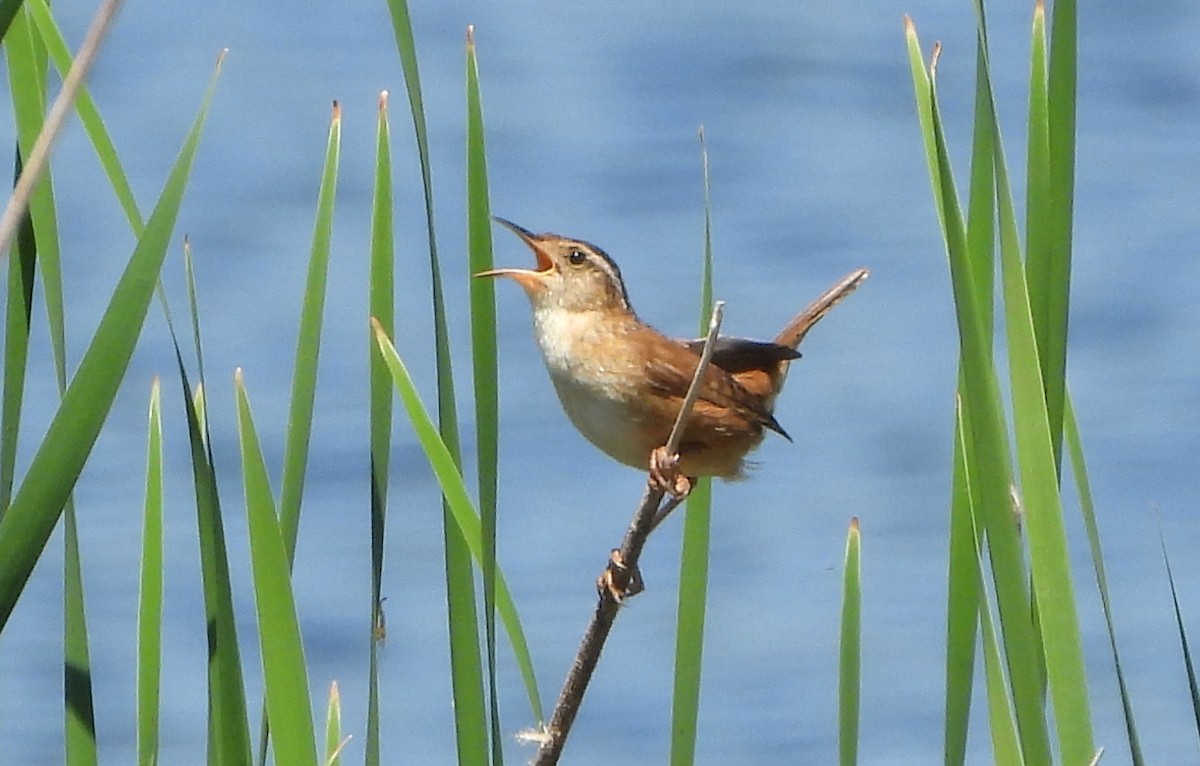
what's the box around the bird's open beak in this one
[474,217,555,291]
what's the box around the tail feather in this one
[774,267,871,350]
[753,267,870,399]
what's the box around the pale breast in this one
[531,309,658,468]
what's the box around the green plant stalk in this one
[976,562,1023,765]
[466,28,510,764]
[365,91,395,766]
[64,503,97,766]
[166,64,252,765]
[5,7,65,384]
[237,372,319,766]
[384,3,490,760]
[324,682,343,766]
[986,39,1096,761]
[0,184,35,513]
[670,127,716,766]
[953,409,1023,765]
[0,10,46,513]
[942,402,980,766]
[151,67,247,766]
[137,379,165,766]
[941,26,1002,765]
[1037,0,1078,468]
[1023,5,1053,469]
[184,381,252,766]
[1158,528,1200,741]
[253,103,341,764]
[373,323,543,721]
[6,14,102,760]
[838,519,862,766]
[915,34,1053,763]
[279,102,341,560]
[670,478,710,766]
[1063,401,1143,763]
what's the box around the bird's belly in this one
[546,368,659,470]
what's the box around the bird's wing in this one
[641,335,791,440]
[682,336,801,373]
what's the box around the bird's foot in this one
[649,446,692,498]
[598,549,644,602]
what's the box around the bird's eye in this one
[567,249,587,266]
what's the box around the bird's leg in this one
[649,446,692,498]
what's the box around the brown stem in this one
[532,303,725,765]
[531,484,666,765]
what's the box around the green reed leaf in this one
[236,371,319,766]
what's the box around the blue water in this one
[1,0,1198,763]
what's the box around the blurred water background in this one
[1,0,1198,763]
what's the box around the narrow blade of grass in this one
[0,156,37,512]
[466,27,508,763]
[5,7,66,387]
[174,242,253,766]
[324,681,343,766]
[365,90,394,766]
[1157,525,1200,740]
[278,102,341,560]
[137,379,165,766]
[671,477,710,766]
[64,502,97,766]
[175,146,251,766]
[670,126,716,766]
[1023,4,1054,469]
[1040,0,1078,466]
[1065,401,1143,763]
[838,519,862,766]
[903,18,945,240]
[942,397,980,766]
[372,321,543,723]
[986,43,1096,764]
[911,29,1051,764]
[0,46,42,513]
[977,565,1024,766]
[236,371,319,766]
[0,51,223,630]
[384,2,490,759]
[185,382,252,766]
[7,21,99,759]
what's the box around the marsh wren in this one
[478,218,868,494]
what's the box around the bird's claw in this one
[649,446,692,498]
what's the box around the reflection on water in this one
[1,0,1198,763]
